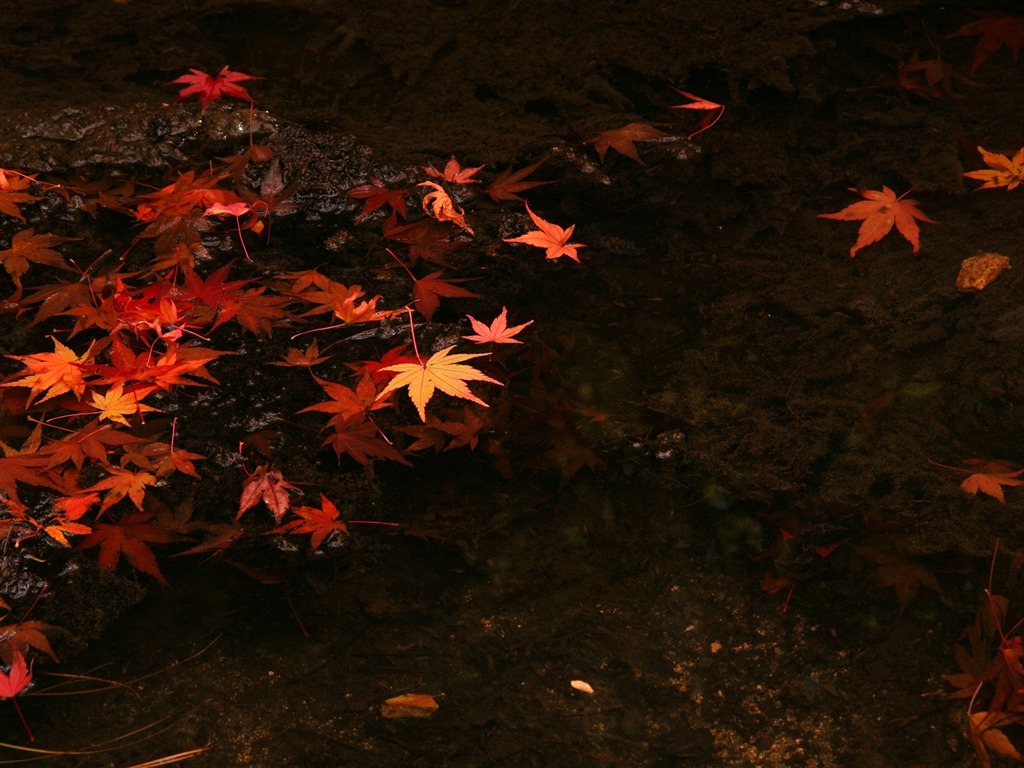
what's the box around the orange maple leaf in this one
[503,203,585,262]
[377,346,503,422]
[463,306,533,344]
[0,229,79,294]
[347,177,408,221]
[2,338,97,406]
[0,620,60,665]
[271,340,331,369]
[931,458,1024,503]
[818,186,937,257]
[89,467,158,512]
[422,156,484,185]
[299,373,387,430]
[948,11,1024,72]
[0,169,40,221]
[964,146,1024,191]
[418,182,474,235]
[585,123,668,164]
[270,493,348,549]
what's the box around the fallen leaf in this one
[422,155,484,184]
[959,459,1024,504]
[964,146,1024,191]
[669,87,725,138]
[586,123,668,164]
[237,464,298,523]
[0,229,79,293]
[948,11,1024,72]
[347,177,408,221]
[381,693,439,719]
[0,651,32,699]
[485,158,552,202]
[418,182,474,235]
[463,306,533,344]
[0,169,40,221]
[377,346,503,421]
[570,680,595,694]
[170,66,262,110]
[270,493,347,549]
[412,270,479,322]
[77,509,173,584]
[818,186,937,257]
[503,202,585,262]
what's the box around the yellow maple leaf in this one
[964,146,1024,190]
[89,385,160,426]
[376,346,502,421]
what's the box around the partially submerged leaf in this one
[585,123,668,164]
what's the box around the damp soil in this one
[1,1,1022,766]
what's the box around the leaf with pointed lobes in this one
[818,186,936,257]
[464,306,533,344]
[586,123,669,164]
[377,346,503,422]
[503,203,585,262]
[170,66,262,110]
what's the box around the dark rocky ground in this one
[0,1,1022,766]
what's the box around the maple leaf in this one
[44,493,99,546]
[284,270,396,324]
[0,651,32,699]
[948,11,1024,72]
[0,169,40,221]
[669,87,725,138]
[958,459,1024,504]
[133,169,237,223]
[77,509,173,583]
[89,384,160,426]
[0,621,60,664]
[818,186,937,257]
[41,421,146,472]
[170,66,262,110]
[585,123,668,164]
[377,346,503,421]
[464,306,533,344]
[964,146,1024,191]
[896,49,982,99]
[2,337,97,407]
[485,158,553,203]
[412,270,480,322]
[418,182,474,235]
[299,373,387,430]
[270,493,348,549]
[383,215,463,266]
[503,202,585,262]
[347,177,408,221]
[851,545,944,613]
[271,340,331,369]
[237,464,298,524]
[422,155,485,185]
[321,414,410,466]
[346,345,420,386]
[0,229,79,294]
[90,467,158,512]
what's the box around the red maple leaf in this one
[412,270,480,322]
[78,509,173,584]
[169,66,262,110]
[948,11,1024,72]
[347,177,408,221]
[503,202,585,262]
[321,414,410,466]
[237,464,298,523]
[0,229,79,294]
[485,158,553,203]
[585,123,669,164]
[818,186,937,257]
[270,493,348,549]
[0,651,32,699]
[669,87,725,138]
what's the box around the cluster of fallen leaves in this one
[818,11,1023,257]
[942,546,1024,768]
